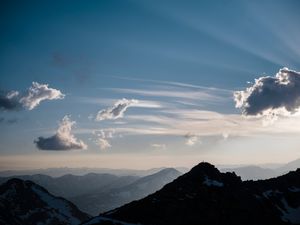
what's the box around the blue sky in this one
[1,0,300,169]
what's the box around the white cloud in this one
[93,129,115,150]
[34,116,87,150]
[96,138,112,150]
[234,68,300,120]
[0,82,64,111]
[20,82,65,110]
[6,91,19,99]
[95,98,138,121]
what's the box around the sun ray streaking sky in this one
[1,0,300,169]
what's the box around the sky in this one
[1,0,300,170]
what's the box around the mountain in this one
[219,158,300,181]
[0,167,185,177]
[221,166,278,180]
[0,178,90,225]
[84,162,300,225]
[0,173,139,198]
[72,168,182,215]
[277,158,300,175]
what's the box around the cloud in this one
[0,91,22,111]
[96,138,112,150]
[234,68,300,118]
[0,82,64,111]
[93,129,115,150]
[95,98,138,121]
[184,133,201,146]
[151,144,166,150]
[34,116,87,150]
[110,88,223,101]
[20,82,65,110]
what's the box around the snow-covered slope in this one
[0,178,90,225]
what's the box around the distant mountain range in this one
[85,162,300,225]
[0,178,90,225]
[1,160,300,225]
[71,168,182,215]
[0,167,188,177]
[1,158,299,181]
[221,158,300,180]
[0,168,182,216]
[0,173,139,198]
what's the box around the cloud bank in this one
[96,98,138,121]
[0,82,64,111]
[34,116,87,150]
[234,68,300,118]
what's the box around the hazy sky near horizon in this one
[1,0,300,170]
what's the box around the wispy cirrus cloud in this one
[34,116,87,150]
[0,82,64,111]
[80,97,163,108]
[83,108,300,140]
[108,87,224,101]
[151,143,167,150]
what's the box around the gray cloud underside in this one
[234,68,300,116]
[0,92,22,111]
[96,98,138,121]
[34,135,86,150]
[34,116,87,151]
[0,82,64,111]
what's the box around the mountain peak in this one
[189,162,219,176]
[0,178,90,225]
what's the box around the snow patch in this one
[203,176,224,187]
[280,198,300,224]
[262,189,282,198]
[288,186,300,192]
[31,186,80,225]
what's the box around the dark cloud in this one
[34,116,87,151]
[0,91,22,111]
[234,68,300,117]
[95,98,138,121]
[0,82,64,111]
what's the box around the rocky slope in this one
[0,178,90,225]
[84,162,300,225]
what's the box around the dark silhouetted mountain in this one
[84,162,300,225]
[0,173,139,198]
[0,178,90,225]
[72,168,182,216]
